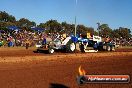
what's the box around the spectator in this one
[25,39,30,49]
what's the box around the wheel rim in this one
[70,43,75,51]
[112,47,115,51]
[49,49,54,54]
[107,46,110,51]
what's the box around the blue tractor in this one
[36,34,77,54]
[76,35,115,52]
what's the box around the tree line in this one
[0,11,131,39]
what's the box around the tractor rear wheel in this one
[65,40,76,53]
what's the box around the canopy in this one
[7,26,20,31]
[31,27,45,32]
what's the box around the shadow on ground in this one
[33,50,49,54]
[49,83,69,88]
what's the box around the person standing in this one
[93,42,98,50]
[25,39,30,49]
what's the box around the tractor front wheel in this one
[48,48,55,54]
[106,46,111,51]
[111,46,115,51]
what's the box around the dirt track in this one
[0,47,132,88]
[0,47,131,57]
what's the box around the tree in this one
[38,19,62,33]
[111,27,131,40]
[118,27,131,39]
[0,11,16,29]
[61,22,74,34]
[99,24,112,37]
[77,24,94,35]
[0,11,131,38]
[38,23,45,28]
[112,29,121,38]
[0,11,16,22]
[0,11,9,22]
[7,15,16,22]
[94,31,99,36]
[18,18,36,28]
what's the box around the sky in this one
[0,0,132,31]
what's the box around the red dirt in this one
[0,48,131,88]
[0,47,131,57]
